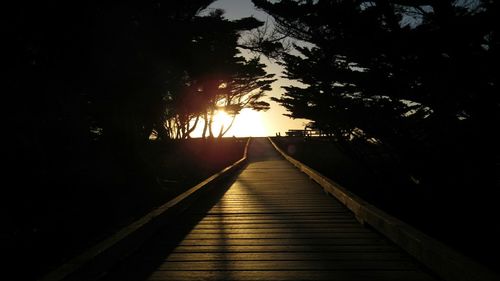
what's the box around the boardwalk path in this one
[102,138,437,281]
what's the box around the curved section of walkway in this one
[102,138,437,281]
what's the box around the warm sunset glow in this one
[226,108,267,137]
[190,109,268,138]
[212,110,233,133]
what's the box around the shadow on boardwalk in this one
[100,138,438,281]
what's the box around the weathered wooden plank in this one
[158,260,420,271]
[197,213,352,218]
[170,245,402,253]
[197,219,356,224]
[212,200,338,204]
[174,238,391,246]
[210,204,342,208]
[197,213,350,220]
[202,213,351,216]
[209,196,329,199]
[211,201,337,204]
[187,228,370,234]
[164,252,413,262]
[200,212,354,219]
[193,221,358,226]
[180,232,379,239]
[207,207,347,210]
[143,247,404,259]
[148,270,436,281]
[196,218,357,223]
[195,220,356,224]
[193,220,362,225]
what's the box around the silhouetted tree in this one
[211,56,275,138]
[253,0,499,269]
[6,0,276,168]
[5,1,273,278]
[254,0,498,161]
[159,11,275,139]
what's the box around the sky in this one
[190,0,309,137]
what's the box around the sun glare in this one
[189,109,268,138]
[227,108,267,137]
[212,110,233,132]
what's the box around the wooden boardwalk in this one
[102,138,437,281]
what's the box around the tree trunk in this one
[220,114,237,137]
[208,110,214,138]
[202,111,208,139]
[217,124,225,139]
[186,115,200,138]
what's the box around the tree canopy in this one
[5,0,278,222]
[6,0,277,160]
[252,0,498,197]
[254,0,497,135]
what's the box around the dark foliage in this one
[3,1,265,279]
[254,0,499,270]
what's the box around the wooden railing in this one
[41,138,251,281]
[285,129,323,137]
[268,137,498,281]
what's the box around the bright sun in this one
[212,110,233,132]
[223,109,267,137]
[190,109,268,137]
